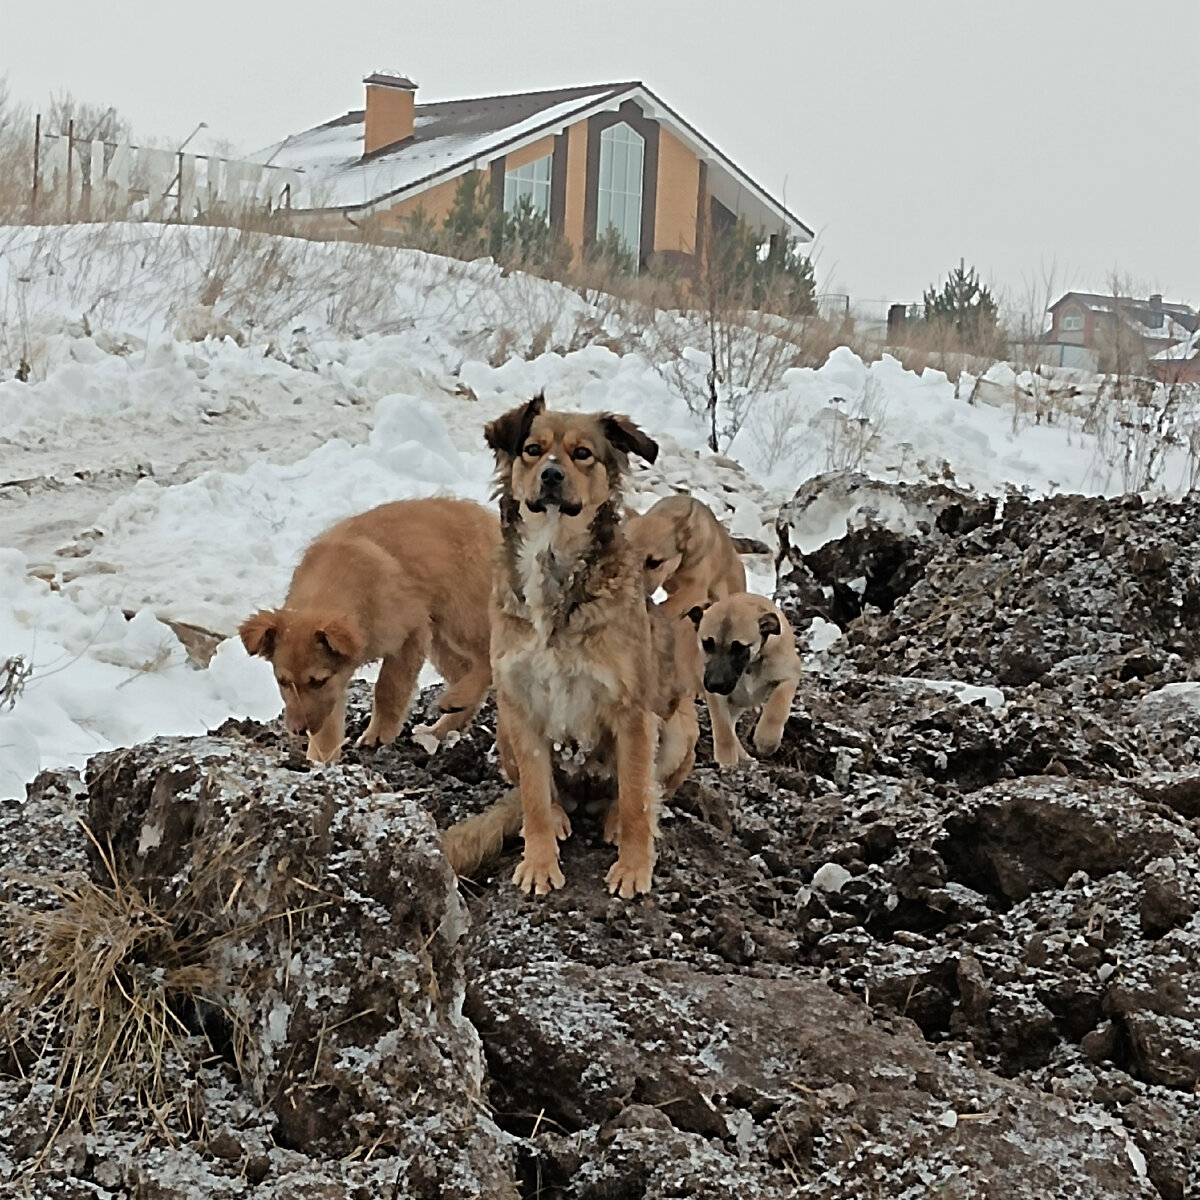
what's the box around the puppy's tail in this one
[442,789,524,877]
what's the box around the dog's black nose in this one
[540,463,565,489]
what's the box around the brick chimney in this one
[363,72,417,156]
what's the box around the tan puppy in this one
[627,494,747,618]
[239,498,499,763]
[442,394,697,898]
[688,594,801,769]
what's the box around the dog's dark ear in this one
[687,604,709,629]
[239,610,280,659]
[758,611,782,639]
[316,620,364,662]
[601,414,658,464]
[485,393,545,457]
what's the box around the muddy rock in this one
[1,734,516,1198]
[468,961,1153,1198]
[775,471,995,627]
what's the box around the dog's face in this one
[485,394,658,523]
[688,598,782,696]
[627,509,685,594]
[239,609,363,736]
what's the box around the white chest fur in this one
[496,638,620,746]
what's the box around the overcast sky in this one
[4,0,1197,310]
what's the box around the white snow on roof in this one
[254,94,611,210]
[1153,326,1200,361]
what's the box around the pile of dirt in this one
[2,473,1198,1198]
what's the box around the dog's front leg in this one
[360,629,426,748]
[606,709,658,898]
[307,691,349,763]
[753,676,799,757]
[707,693,750,768]
[501,696,567,895]
[425,656,492,740]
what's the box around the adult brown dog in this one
[239,498,499,763]
[627,494,747,618]
[688,593,801,768]
[442,394,697,898]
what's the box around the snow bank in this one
[2,223,1196,800]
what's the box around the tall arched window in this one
[596,122,644,263]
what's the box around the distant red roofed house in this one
[1153,327,1200,384]
[1045,291,1198,374]
[253,73,811,273]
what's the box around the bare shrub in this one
[0,79,34,221]
[0,654,33,710]
[1006,260,1072,430]
[743,372,887,477]
[1084,373,1198,494]
[824,377,887,471]
[888,318,1002,393]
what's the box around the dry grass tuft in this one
[0,820,259,1163]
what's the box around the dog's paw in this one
[551,803,573,841]
[714,742,749,770]
[356,724,399,750]
[306,735,347,764]
[605,855,653,899]
[513,854,565,896]
[753,727,783,757]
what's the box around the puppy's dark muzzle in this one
[528,462,582,516]
[703,668,740,696]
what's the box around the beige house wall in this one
[562,121,588,259]
[504,135,556,173]
[654,128,700,256]
[382,175,465,227]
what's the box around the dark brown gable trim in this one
[550,133,568,234]
[583,100,659,271]
[489,159,505,209]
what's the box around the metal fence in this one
[28,116,304,222]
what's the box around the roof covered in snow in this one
[1050,291,1198,332]
[252,81,813,240]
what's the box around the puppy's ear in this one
[601,414,658,464]
[758,611,783,639]
[485,393,545,457]
[687,604,709,629]
[239,610,280,659]
[316,620,364,662]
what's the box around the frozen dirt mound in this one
[1,734,515,1199]
[3,479,1199,1197]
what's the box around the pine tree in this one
[923,259,999,344]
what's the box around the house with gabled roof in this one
[254,73,812,272]
[1045,290,1198,372]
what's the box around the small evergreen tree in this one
[922,259,1000,345]
[708,220,816,318]
[498,195,569,270]
[441,171,497,259]
[585,225,638,275]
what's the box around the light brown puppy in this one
[688,593,802,769]
[626,494,747,618]
[239,498,499,763]
[442,394,697,899]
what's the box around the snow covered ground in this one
[0,222,1193,798]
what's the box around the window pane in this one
[596,122,643,263]
[504,153,552,217]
